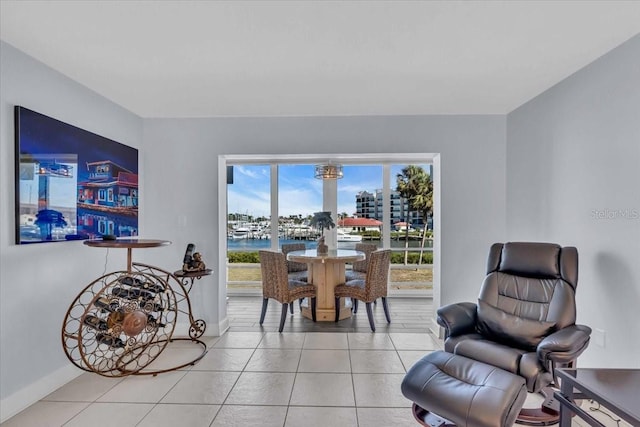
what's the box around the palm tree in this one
[310,211,335,253]
[35,209,67,241]
[396,165,432,265]
[411,174,433,266]
[310,211,335,235]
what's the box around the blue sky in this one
[227,164,430,218]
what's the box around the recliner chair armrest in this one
[537,325,592,364]
[436,302,478,338]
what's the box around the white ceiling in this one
[1,1,639,118]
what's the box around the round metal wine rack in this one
[62,270,178,377]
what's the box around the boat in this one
[337,230,363,242]
[230,226,250,239]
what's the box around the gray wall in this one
[142,116,508,331]
[507,34,640,367]
[0,41,142,417]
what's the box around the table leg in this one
[302,262,351,322]
[558,377,573,427]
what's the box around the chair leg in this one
[334,297,341,322]
[382,297,391,324]
[310,297,317,322]
[259,298,269,325]
[279,303,288,332]
[289,303,294,314]
[365,302,376,332]
[353,299,359,313]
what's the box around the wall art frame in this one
[14,106,139,244]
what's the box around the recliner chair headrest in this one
[500,242,561,277]
[486,242,579,288]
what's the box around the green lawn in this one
[227,265,432,284]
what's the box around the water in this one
[227,237,432,251]
[228,238,319,251]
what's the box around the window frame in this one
[219,154,440,299]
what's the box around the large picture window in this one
[223,156,436,297]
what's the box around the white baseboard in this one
[173,317,229,338]
[217,317,230,336]
[1,364,82,423]
[428,316,443,340]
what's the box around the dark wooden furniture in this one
[555,368,640,427]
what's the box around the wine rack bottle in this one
[147,314,166,328]
[112,286,155,302]
[94,297,119,313]
[142,301,165,312]
[118,276,164,293]
[83,315,108,331]
[96,333,125,348]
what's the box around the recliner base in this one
[516,387,560,426]
[412,404,454,427]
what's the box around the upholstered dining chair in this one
[281,243,309,313]
[436,242,591,425]
[259,250,317,332]
[281,243,308,282]
[334,249,391,332]
[344,242,378,282]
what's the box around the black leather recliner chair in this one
[437,242,591,425]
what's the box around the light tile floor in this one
[3,331,440,427]
[1,298,629,426]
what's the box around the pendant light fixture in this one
[314,163,344,180]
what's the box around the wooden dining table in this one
[287,249,365,321]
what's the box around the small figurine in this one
[181,243,207,272]
[183,249,206,272]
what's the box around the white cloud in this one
[228,190,271,217]
[278,186,322,217]
[235,165,263,179]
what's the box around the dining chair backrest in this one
[281,243,307,273]
[259,250,290,303]
[365,249,392,301]
[353,243,378,273]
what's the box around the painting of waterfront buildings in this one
[77,160,138,238]
[15,107,138,244]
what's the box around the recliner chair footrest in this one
[401,351,527,427]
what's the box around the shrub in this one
[227,251,260,263]
[390,251,433,264]
[361,230,380,238]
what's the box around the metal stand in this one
[61,262,211,377]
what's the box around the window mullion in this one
[270,163,279,250]
[382,165,391,248]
